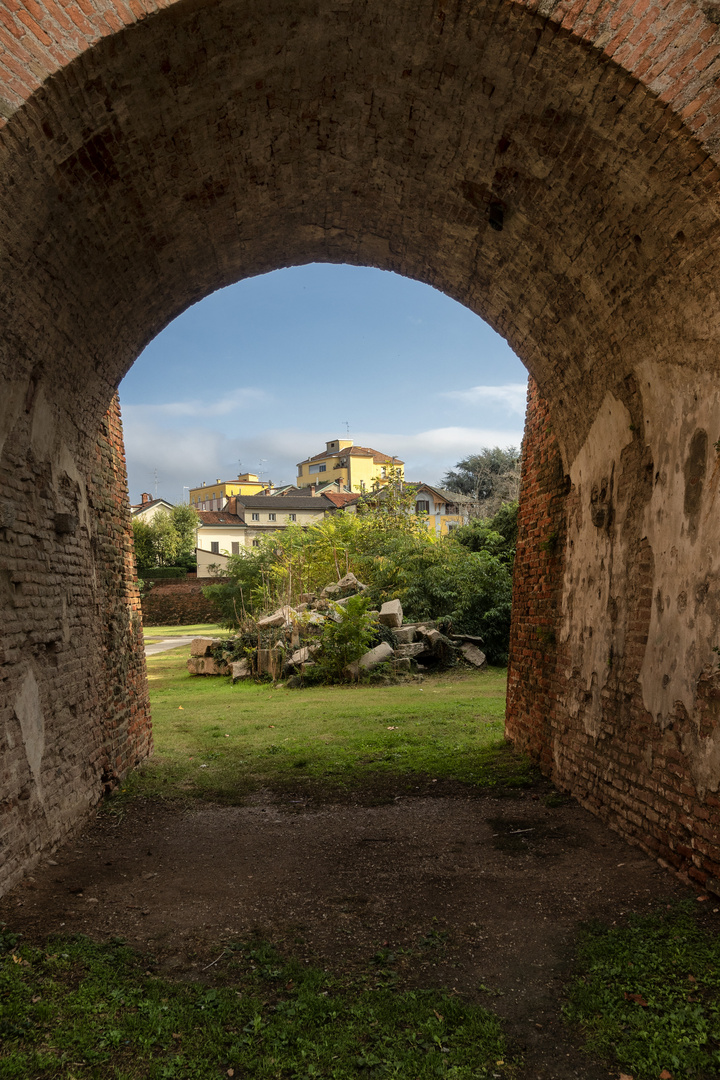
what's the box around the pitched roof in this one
[411,484,474,504]
[322,491,361,508]
[131,497,174,513]
[196,511,246,526]
[235,495,329,510]
[297,445,404,467]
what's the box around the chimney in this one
[310,484,316,497]
[227,496,237,515]
[141,492,151,504]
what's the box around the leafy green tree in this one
[146,510,180,567]
[132,518,156,571]
[453,502,518,564]
[169,504,200,567]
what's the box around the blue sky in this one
[119,264,527,504]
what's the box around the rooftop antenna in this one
[258,458,268,477]
[344,420,350,435]
[154,468,159,498]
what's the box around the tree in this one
[132,518,156,571]
[169,504,200,566]
[442,446,521,516]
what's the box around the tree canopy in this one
[132,504,200,571]
[442,446,521,515]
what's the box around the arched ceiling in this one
[1,0,720,459]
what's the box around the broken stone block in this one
[322,572,366,598]
[257,606,297,629]
[391,658,413,672]
[231,659,250,682]
[422,627,442,647]
[203,656,229,675]
[345,641,394,678]
[461,643,487,669]
[395,642,425,659]
[394,626,416,644]
[190,637,221,657]
[303,611,326,628]
[378,599,403,628]
[187,655,228,675]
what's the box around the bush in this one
[204,502,516,663]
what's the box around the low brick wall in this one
[141,578,224,626]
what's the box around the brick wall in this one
[0,395,151,895]
[141,578,224,627]
[3,0,720,895]
[508,379,720,895]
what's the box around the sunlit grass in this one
[123,648,533,804]
[143,623,232,641]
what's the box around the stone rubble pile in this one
[187,572,486,682]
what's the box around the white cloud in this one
[121,409,526,503]
[123,386,269,420]
[441,382,528,414]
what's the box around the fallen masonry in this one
[186,579,486,684]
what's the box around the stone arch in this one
[2,0,720,892]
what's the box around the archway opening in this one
[1,0,720,909]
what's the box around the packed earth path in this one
[1,773,705,1079]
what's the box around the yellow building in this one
[410,484,474,536]
[189,472,269,510]
[296,439,404,492]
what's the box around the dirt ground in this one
[0,782,706,1079]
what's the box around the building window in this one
[232,542,240,554]
[251,512,259,521]
[447,522,458,531]
[252,539,260,547]
[210,541,220,554]
[268,513,276,521]
[298,465,302,475]
[416,500,430,514]
[289,513,296,522]
[309,463,327,473]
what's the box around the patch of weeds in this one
[0,932,514,1079]
[544,791,571,808]
[564,901,720,1080]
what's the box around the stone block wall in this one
[508,379,720,895]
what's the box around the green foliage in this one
[442,447,521,512]
[132,506,200,571]
[454,502,518,563]
[123,651,534,804]
[565,902,720,1080]
[310,596,378,683]
[140,567,187,580]
[131,518,156,571]
[204,501,515,662]
[0,933,509,1079]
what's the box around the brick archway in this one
[2,0,720,892]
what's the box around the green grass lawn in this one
[121,648,534,805]
[565,903,720,1079]
[143,623,232,642]
[0,932,512,1080]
